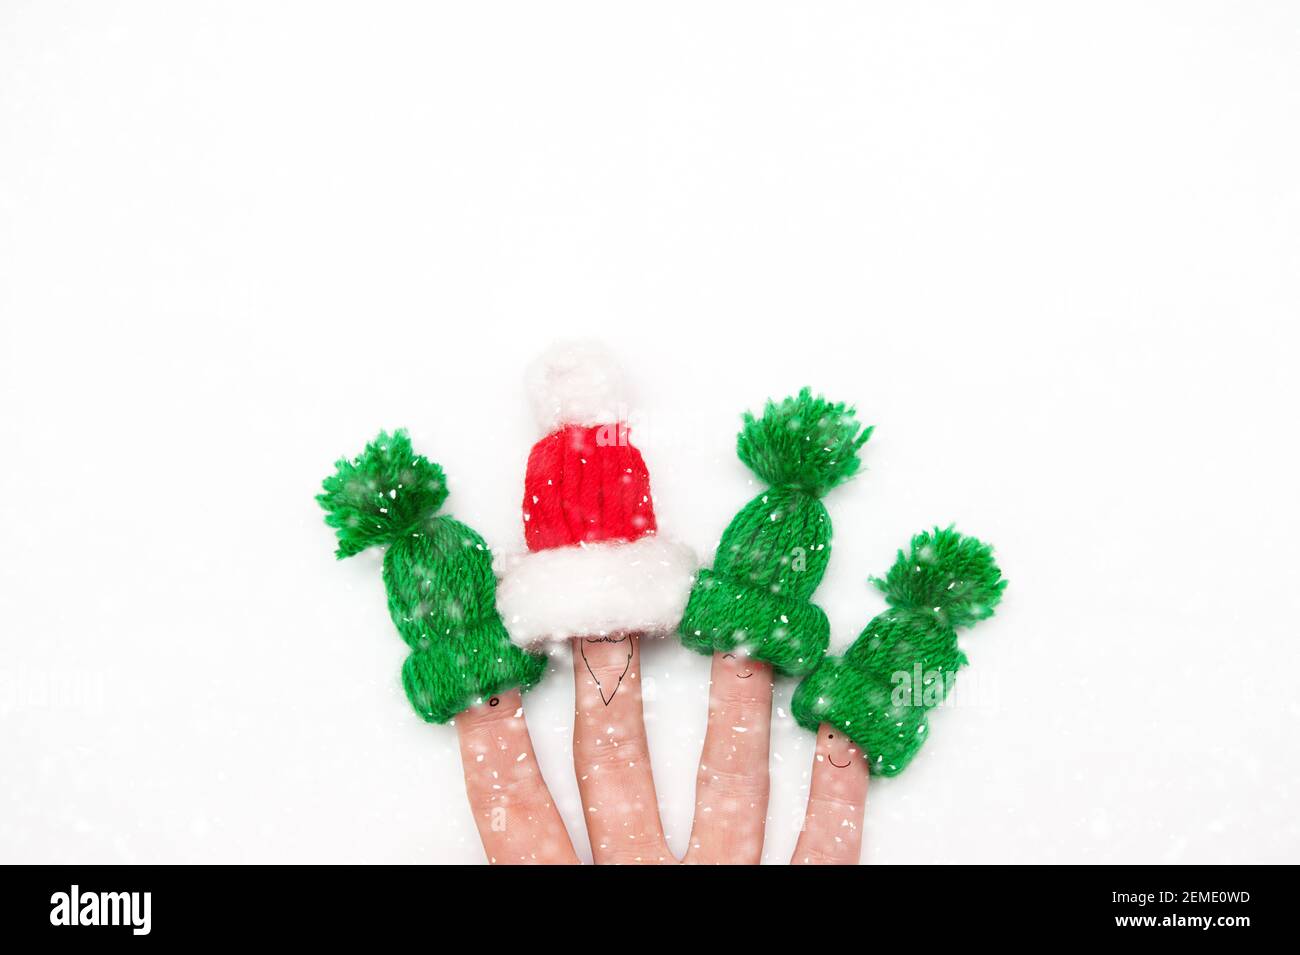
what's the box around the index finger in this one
[456,688,580,864]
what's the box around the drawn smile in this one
[723,652,752,678]
[827,755,853,768]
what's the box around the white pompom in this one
[525,340,628,432]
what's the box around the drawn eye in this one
[827,733,834,739]
[723,653,736,660]
[489,697,500,707]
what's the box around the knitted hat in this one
[678,389,871,676]
[318,430,547,724]
[790,527,1006,776]
[495,342,696,646]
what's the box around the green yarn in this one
[790,527,1005,776]
[318,430,449,559]
[737,388,872,497]
[872,527,1005,630]
[679,391,870,677]
[318,430,546,723]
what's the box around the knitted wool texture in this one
[790,527,1006,776]
[318,430,546,724]
[524,423,656,549]
[495,342,696,647]
[678,389,871,676]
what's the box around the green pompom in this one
[317,430,448,558]
[872,527,1005,629]
[736,388,871,497]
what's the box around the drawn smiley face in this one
[821,727,859,769]
[722,652,754,679]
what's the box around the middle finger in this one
[571,634,675,864]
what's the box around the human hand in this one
[452,348,873,864]
[453,638,869,865]
[322,357,1001,865]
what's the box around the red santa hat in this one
[495,342,696,647]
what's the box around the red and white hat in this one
[495,342,696,647]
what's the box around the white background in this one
[2,1,1298,864]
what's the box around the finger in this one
[571,634,675,864]
[790,722,870,864]
[456,688,580,865]
[682,651,773,864]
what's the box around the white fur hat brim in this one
[495,535,697,647]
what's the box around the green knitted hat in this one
[318,430,547,724]
[790,527,1006,776]
[678,389,872,676]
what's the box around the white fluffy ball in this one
[525,340,629,432]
